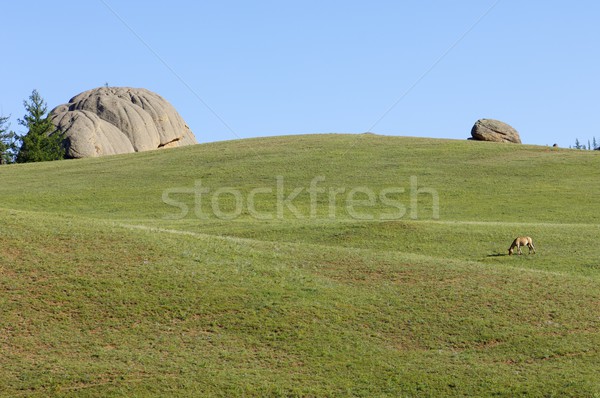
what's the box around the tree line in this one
[571,138,599,150]
[0,90,65,164]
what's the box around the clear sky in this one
[1,1,599,148]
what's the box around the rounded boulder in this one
[50,87,197,158]
[470,119,521,144]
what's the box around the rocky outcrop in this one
[470,119,521,144]
[50,87,197,158]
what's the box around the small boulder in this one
[470,119,521,144]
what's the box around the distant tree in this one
[572,137,600,150]
[16,90,65,163]
[0,114,18,164]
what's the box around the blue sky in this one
[1,1,599,147]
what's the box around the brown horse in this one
[508,236,536,255]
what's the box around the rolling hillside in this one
[0,134,599,397]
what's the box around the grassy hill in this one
[0,134,599,397]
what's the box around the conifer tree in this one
[0,114,18,164]
[16,90,65,163]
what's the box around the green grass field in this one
[0,134,599,397]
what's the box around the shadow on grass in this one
[487,252,508,257]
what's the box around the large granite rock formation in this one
[470,119,521,144]
[50,87,197,158]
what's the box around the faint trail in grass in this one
[115,222,586,279]
[422,220,600,228]
[119,217,600,229]
[116,223,256,244]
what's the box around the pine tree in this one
[574,138,581,149]
[0,114,18,164]
[16,90,65,163]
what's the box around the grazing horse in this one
[508,236,536,255]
